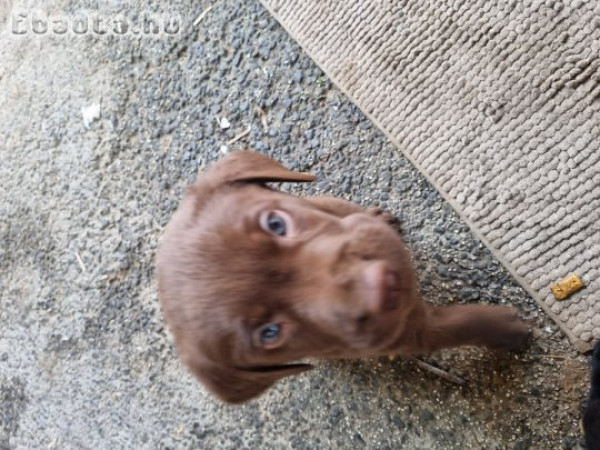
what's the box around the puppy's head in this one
[157,151,419,403]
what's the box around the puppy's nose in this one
[361,261,399,313]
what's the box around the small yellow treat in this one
[551,274,585,300]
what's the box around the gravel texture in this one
[0,0,592,448]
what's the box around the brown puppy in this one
[157,151,530,403]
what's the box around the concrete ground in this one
[0,0,592,448]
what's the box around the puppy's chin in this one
[340,313,410,357]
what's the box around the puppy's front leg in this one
[411,304,531,354]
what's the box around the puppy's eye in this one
[260,211,288,236]
[259,323,281,344]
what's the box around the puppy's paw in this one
[366,207,397,225]
[486,308,532,353]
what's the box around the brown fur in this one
[157,151,531,403]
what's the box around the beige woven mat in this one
[259,0,600,351]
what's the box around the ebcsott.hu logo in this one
[11,11,181,36]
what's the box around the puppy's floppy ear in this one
[202,150,316,186]
[186,151,315,214]
[188,357,314,404]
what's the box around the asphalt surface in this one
[0,0,592,449]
